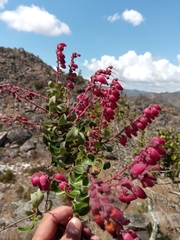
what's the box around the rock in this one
[126,213,151,229]
[20,139,36,152]
[4,149,19,158]
[0,193,4,201]
[7,128,32,145]
[0,132,7,146]
[10,143,19,148]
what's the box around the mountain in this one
[146,91,180,109]
[123,89,152,97]
[0,46,56,93]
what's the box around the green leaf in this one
[67,112,77,122]
[103,129,110,138]
[74,165,85,174]
[48,81,56,88]
[59,141,67,155]
[42,121,53,126]
[66,189,80,198]
[72,199,90,216]
[18,220,35,232]
[103,161,111,170]
[76,132,85,145]
[81,185,89,193]
[103,145,113,152]
[31,189,44,209]
[51,156,66,167]
[87,153,95,162]
[82,176,90,186]
[49,144,61,156]
[94,158,104,175]
[57,105,68,113]
[94,142,103,150]
[66,127,79,142]
[49,96,57,107]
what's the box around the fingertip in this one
[61,217,82,240]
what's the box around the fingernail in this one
[67,217,82,236]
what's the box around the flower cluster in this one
[56,43,67,69]
[56,42,81,89]
[31,172,50,191]
[88,137,166,239]
[118,104,162,146]
[31,172,70,192]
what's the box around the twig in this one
[0,212,37,233]
[169,190,180,196]
[147,196,159,240]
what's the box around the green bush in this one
[0,169,16,183]
[158,128,180,180]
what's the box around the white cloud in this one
[0,0,8,9]
[177,54,180,63]
[83,51,180,92]
[122,9,144,26]
[0,5,71,36]
[107,13,120,22]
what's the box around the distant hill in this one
[146,91,180,109]
[123,89,152,97]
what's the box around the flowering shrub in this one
[0,43,166,239]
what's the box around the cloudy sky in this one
[0,0,180,93]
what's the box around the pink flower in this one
[132,185,147,199]
[53,173,66,182]
[131,163,146,177]
[119,135,127,146]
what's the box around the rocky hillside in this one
[0,46,57,93]
[0,47,180,239]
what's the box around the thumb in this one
[61,217,82,240]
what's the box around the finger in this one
[32,205,73,240]
[82,222,101,240]
[61,217,82,240]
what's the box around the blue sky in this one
[0,0,180,93]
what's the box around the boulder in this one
[20,139,36,152]
[7,128,32,145]
[0,132,7,146]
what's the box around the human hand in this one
[32,204,101,240]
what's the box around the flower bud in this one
[155,145,166,155]
[143,108,154,119]
[153,104,161,111]
[110,207,123,222]
[119,135,127,146]
[94,214,105,228]
[148,147,161,161]
[131,163,146,177]
[67,82,74,89]
[122,232,134,240]
[118,193,137,204]
[152,137,166,145]
[53,173,66,182]
[151,106,159,117]
[136,121,146,130]
[105,221,116,237]
[141,177,154,187]
[59,181,70,191]
[109,94,118,102]
[105,107,114,116]
[31,175,40,187]
[97,75,108,84]
[132,185,147,199]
